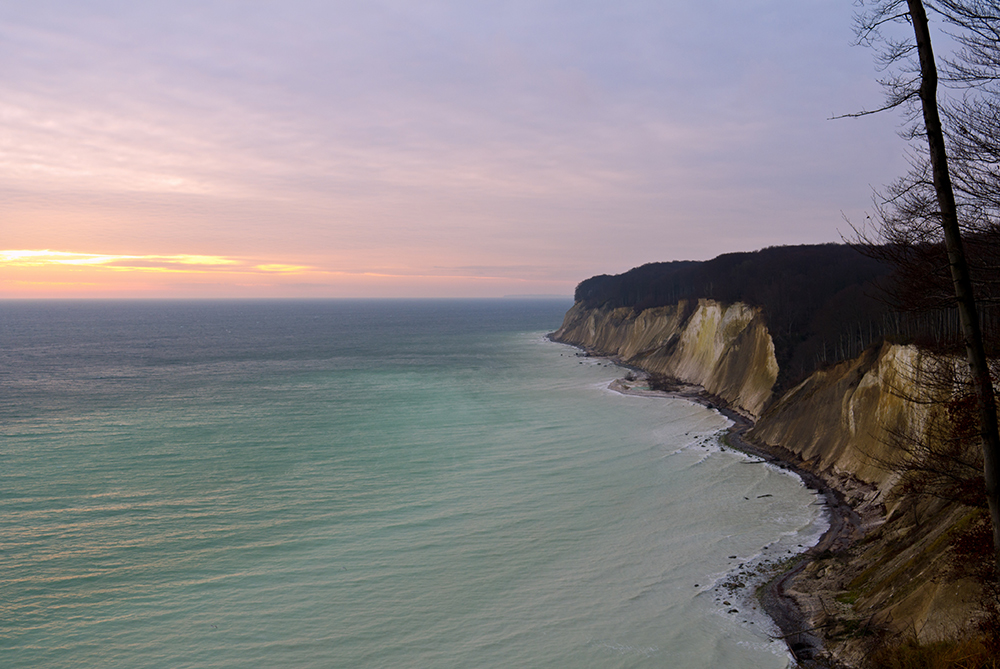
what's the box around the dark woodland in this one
[574,244,898,389]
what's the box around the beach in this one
[607,368,862,668]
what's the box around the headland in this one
[550,248,993,668]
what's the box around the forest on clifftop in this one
[574,244,893,389]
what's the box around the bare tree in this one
[854,0,1000,578]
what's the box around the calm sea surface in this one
[0,299,824,668]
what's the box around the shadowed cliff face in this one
[551,299,778,419]
[751,342,954,491]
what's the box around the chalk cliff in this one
[750,342,983,665]
[552,299,988,667]
[551,299,778,419]
[751,342,950,490]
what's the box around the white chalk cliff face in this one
[554,300,960,493]
[551,299,778,419]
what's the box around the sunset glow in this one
[0,2,907,298]
[1,251,240,269]
[0,249,558,298]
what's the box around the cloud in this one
[1,250,240,270]
[0,1,912,297]
[0,249,553,283]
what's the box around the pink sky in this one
[1,1,911,298]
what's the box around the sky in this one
[1,0,915,298]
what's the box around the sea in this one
[0,299,827,668]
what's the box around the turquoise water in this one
[0,300,822,668]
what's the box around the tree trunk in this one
[906,0,1000,579]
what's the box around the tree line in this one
[574,243,898,388]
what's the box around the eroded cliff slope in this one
[751,342,951,490]
[750,342,985,664]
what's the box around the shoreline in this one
[601,367,855,668]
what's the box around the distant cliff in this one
[551,299,777,418]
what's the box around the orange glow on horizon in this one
[0,249,573,299]
[2,250,241,270]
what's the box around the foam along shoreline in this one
[607,370,853,668]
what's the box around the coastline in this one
[548,296,991,665]
[597,363,856,668]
